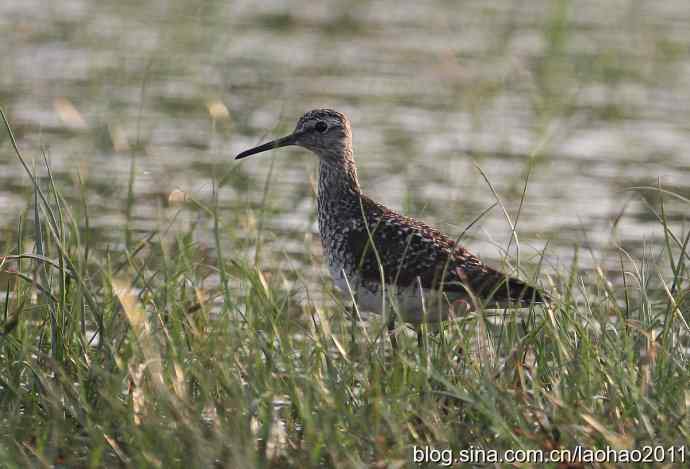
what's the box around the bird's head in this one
[236,109,353,165]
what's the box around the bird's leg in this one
[347,302,357,349]
[416,325,423,349]
[387,316,398,350]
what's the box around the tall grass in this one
[1,109,688,468]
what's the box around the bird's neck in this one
[318,157,361,198]
[316,157,363,242]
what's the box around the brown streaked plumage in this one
[236,109,546,329]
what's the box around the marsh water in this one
[1,1,689,298]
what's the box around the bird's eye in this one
[315,121,328,133]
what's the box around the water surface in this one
[1,0,688,299]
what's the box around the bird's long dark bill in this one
[235,134,296,160]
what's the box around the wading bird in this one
[236,109,546,346]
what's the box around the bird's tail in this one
[473,270,548,307]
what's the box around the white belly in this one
[328,265,467,324]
